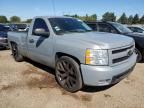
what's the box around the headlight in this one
[85,49,109,65]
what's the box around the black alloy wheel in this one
[11,43,24,62]
[135,48,142,62]
[55,56,83,92]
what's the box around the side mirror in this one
[34,28,50,37]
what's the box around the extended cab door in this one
[27,18,54,65]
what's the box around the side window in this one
[98,23,117,33]
[136,27,143,33]
[128,27,134,31]
[87,23,97,31]
[32,18,49,36]
[130,27,143,33]
[132,27,138,32]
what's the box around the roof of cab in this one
[33,16,74,19]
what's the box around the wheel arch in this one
[55,52,81,65]
[10,41,17,45]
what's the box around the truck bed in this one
[8,31,28,44]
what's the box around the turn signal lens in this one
[85,49,91,64]
[85,49,108,65]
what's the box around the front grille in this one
[112,45,134,54]
[111,45,134,64]
[113,56,129,64]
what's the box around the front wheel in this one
[55,56,83,92]
[135,48,142,62]
[11,43,24,62]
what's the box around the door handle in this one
[29,39,34,43]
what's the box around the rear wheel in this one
[135,48,142,62]
[11,43,24,62]
[55,56,83,92]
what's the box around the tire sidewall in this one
[11,43,23,62]
[135,48,142,62]
[55,56,83,92]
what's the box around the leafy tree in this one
[73,14,79,18]
[139,15,144,24]
[90,14,97,21]
[132,14,139,24]
[127,15,133,24]
[117,13,128,24]
[64,14,97,22]
[102,12,116,22]
[64,14,70,17]
[85,14,89,21]
[24,19,32,23]
[10,16,21,23]
[0,16,8,23]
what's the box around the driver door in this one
[27,18,54,64]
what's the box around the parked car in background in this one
[0,24,10,49]
[127,26,144,34]
[9,23,29,31]
[86,21,144,62]
[8,16,137,92]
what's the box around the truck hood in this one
[62,32,134,49]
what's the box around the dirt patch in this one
[124,77,136,84]
[22,66,58,89]
[61,90,92,102]
[22,65,92,102]
[23,65,93,102]
[104,94,112,98]
[0,83,27,92]
[61,90,80,99]
[80,94,92,101]
[0,84,14,91]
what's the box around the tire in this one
[55,56,83,92]
[135,48,142,62]
[11,43,24,62]
[142,50,144,62]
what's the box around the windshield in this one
[49,18,92,35]
[111,23,132,34]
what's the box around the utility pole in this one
[51,0,56,16]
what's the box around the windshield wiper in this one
[56,29,92,35]
[68,29,85,33]
[85,30,93,32]
[69,29,92,33]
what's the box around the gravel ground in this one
[0,50,144,108]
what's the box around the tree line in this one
[66,12,144,24]
[0,16,32,23]
[0,12,144,24]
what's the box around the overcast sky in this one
[0,0,144,20]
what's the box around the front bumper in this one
[80,53,137,86]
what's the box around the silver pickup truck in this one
[8,16,137,92]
